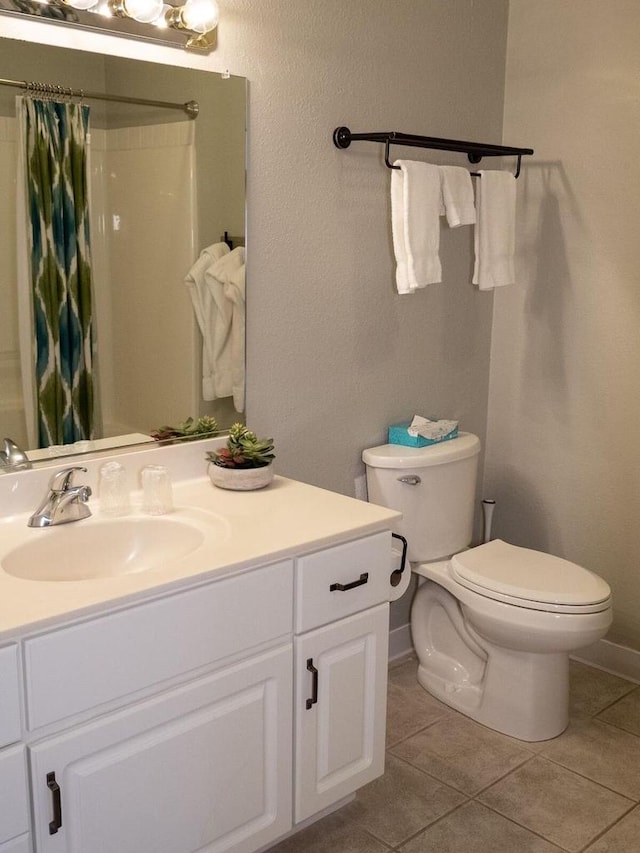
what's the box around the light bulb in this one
[178,0,218,33]
[62,0,100,9]
[153,3,170,27]
[122,0,164,22]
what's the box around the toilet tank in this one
[363,432,481,562]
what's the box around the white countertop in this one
[0,474,400,640]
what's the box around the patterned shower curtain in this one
[22,97,94,447]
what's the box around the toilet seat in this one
[449,539,611,614]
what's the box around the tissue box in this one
[388,422,459,448]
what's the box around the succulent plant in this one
[206,423,275,469]
[152,415,219,442]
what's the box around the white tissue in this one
[407,415,458,440]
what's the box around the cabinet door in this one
[295,604,389,823]
[29,646,292,853]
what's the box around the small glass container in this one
[98,461,131,516]
[141,465,174,515]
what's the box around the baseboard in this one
[388,623,412,663]
[572,638,640,685]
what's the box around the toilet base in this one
[411,580,571,741]
[416,647,569,742]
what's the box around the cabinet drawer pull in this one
[306,658,318,709]
[330,572,369,592]
[47,771,62,835]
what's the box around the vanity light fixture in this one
[0,0,220,51]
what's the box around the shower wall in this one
[90,120,198,438]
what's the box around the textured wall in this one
[487,1,640,650]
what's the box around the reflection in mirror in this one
[0,38,246,466]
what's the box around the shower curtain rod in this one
[333,126,533,178]
[0,76,199,118]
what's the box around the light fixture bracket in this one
[0,0,218,52]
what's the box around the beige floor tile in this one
[386,658,452,747]
[265,807,392,853]
[478,756,633,853]
[569,662,636,719]
[540,719,640,799]
[340,753,466,847]
[597,688,640,737]
[584,804,640,853]
[390,712,534,795]
[400,800,565,853]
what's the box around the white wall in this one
[487,1,640,651]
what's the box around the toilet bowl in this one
[362,434,613,742]
[410,540,612,741]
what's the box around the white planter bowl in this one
[208,462,274,491]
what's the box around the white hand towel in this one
[439,166,476,227]
[472,170,517,290]
[391,160,442,293]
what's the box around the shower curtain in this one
[21,97,95,447]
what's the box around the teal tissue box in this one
[388,422,459,448]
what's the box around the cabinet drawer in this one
[295,532,392,633]
[25,560,293,731]
[0,646,20,748]
[0,746,29,844]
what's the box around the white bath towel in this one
[472,170,517,290]
[184,242,230,401]
[439,166,476,227]
[204,246,246,412]
[391,160,442,293]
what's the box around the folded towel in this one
[439,166,476,227]
[408,414,458,441]
[391,160,442,293]
[472,170,517,290]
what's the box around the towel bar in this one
[333,126,533,178]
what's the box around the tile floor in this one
[268,657,640,853]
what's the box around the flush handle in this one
[398,475,421,485]
[47,771,62,835]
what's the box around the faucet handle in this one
[2,437,32,470]
[49,466,88,493]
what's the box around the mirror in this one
[0,38,246,464]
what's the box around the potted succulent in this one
[206,423,275,491]
[152,415,219,442]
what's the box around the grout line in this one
[467,797,575,852]
[592,713,640,741]
[574,799,639,853]
[385,797,473,851]
[536,752,640,804]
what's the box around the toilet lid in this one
[450,539,611,607]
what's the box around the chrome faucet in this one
[0,437,32,470]
[28,466,92,528]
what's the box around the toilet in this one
[363,433,612,742]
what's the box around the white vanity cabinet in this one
[293,533,390,823]
[6,526,393,853]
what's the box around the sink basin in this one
[2,515,212,582]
